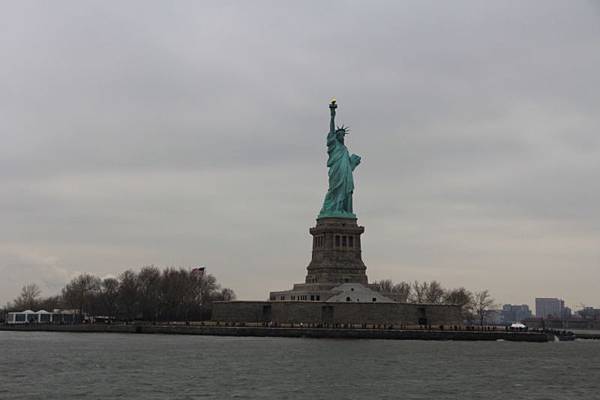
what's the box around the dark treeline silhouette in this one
[4,266,235,322]
[371,279,495,324]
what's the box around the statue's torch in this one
[329,98,337,109]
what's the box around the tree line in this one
[3,271,497,325]
[371,279,496,325]
[4,266,235,321]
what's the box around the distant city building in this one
[535,298,565,319]
[577,307,600,320]
[502,304,532,324]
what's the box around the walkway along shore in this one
[0,324,554,342]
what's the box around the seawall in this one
[0,324,551,342]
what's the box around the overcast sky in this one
[1,1,599,310]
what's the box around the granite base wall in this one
[212,301,462,325]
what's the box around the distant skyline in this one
[2,1,599,309]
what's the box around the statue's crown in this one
[336,124,349,134]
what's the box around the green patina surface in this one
[318,100,361,219]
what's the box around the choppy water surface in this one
[1,331,599,399]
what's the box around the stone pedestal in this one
[268,218,380,303]
[305,217,368,285]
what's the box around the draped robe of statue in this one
[319,104,361,218]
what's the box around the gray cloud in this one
[1,0,599,309]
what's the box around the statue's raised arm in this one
[329,98,337,136]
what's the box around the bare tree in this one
[473,290,496,326]
[193,271,218,306]
[117,270,139,320]
[370,280,411,302]
[37,295,62,312]
[218,288,236,302]
[391,282,411,303]
[0,303,10,322]
[444,287,474,321]
[62,274,101,316]
[372,279,394,293]
[137,266,162,321]
[410,281,429,303]
[405,281,447,304]
[14,284,42,310]
[424,281,445,304]
[160,268,190,320]
[98,278,119,317]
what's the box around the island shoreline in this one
[0,324,553,342]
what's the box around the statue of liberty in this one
[319,99,361,218]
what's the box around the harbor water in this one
[1,331,599,399]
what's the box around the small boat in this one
[555,332,576,341]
